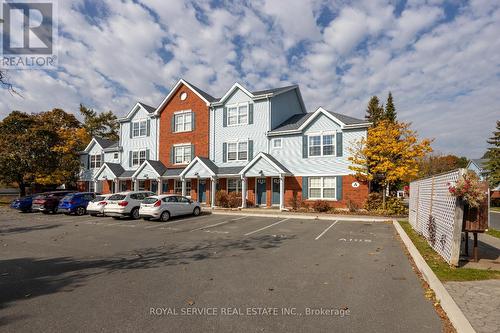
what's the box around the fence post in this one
[449,169,465,266]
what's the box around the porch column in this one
[181,178,187,196]
[279,174,285,211]
[133,178,139,191]
[241,175,247,208]
[157,178,162,195]
[211,177,217,208]
[114,179,119,193]
[93,180,98,193]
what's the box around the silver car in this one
[87,194,113,216]
[104,191,155,219]
[139,194,201,222]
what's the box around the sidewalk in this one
[460,233,500,270]
[202,207,393,221]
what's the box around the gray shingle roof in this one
[146,159,167,175]
[269,109,369,133]
[217,166,244,175]
[94,137,118,149]
[471,159,488,170]
[120,170,136,178]
[138,102,156,113]
[162,168,184,177]
[252,85,298,96]
[103,163,125,177]
[184,80,219,102]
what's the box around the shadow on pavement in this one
[0,224,61,235]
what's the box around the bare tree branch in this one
[0,70,22,97]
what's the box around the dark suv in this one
[32,191,76,214]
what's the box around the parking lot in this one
[0,208,443,332]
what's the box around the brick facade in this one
[158,83,210,168]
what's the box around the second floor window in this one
[90,154,102,169]
[227,103,248,126]
[132,150,147,167]
[174,145,192,164]
[227,141,248,161]
[309,133,335,157]
[132,120,147,137]
[174,111,192,132]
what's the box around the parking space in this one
[0,208,443,332]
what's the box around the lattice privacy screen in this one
[409,169,463,265]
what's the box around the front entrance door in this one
[256,178,267,206]
[272,178,280,205]
[151,180,158,194]
[199,180,206,203]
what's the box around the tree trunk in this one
[18,181,26,197]
[382,183,389,209]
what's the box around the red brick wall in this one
[77,181,87,192]
[246,177,255,207]
[101,180,112,194]
[158,83,210,167]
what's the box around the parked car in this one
[139,194,201,222]
[10,195,36,213]
[86,194,113,216]
[32,191,76,214]
[103,191,155,219]
[58,192,99,216]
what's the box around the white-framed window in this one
[227,140,248,161]
[273,138,282,149]
[174,180,192,195]
[227,178,242,193]
[132,120,147,137]
[174,144,192,164]
[227,103,249,126]
[90,154,102,169]
[138,180,146,191]
[309,176,336,200]
[174,110,192,133]
[113,152,119,160]
[309,133,335,157]
[132,150,147,167]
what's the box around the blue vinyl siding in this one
[270,89,305,130]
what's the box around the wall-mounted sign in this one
[352,182,360,188]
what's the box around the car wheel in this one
[130,208,140,220]
[112,216,121,220]
[42,211,50,214]
[52,208,58,214]
[193,207,201,216]
[143,217,151,221]
[160,211,170,222]
[76,206,86,216]
[90,213,98,217]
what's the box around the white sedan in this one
[139,194,201,222]
[86,194,113,216]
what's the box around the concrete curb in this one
[204,209,390,222]
[393,220,475,333]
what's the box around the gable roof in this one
[468,159,488,171]
[94,163,125,179]
[154,79,216,116]
[269,107,370,134]
[214,83,303,106]
[83,136,118,153]
[119,102,156,122]
[137,102,156,113]
[240,152,291,176]
[131,159,167,179]
[252,85,297,96]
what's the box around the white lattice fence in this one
[409,169,464,265]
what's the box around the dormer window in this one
[132,120,147,137]
[227,103,249,126]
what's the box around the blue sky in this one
[1,0,499,158]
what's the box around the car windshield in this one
[108,194,126,201]
[92,195,107,202]
[143,197,159,204]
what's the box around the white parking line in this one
[244,218,289,236]
[314,220,339,240]
[190,216,247,232]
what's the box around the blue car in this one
[58,192,99,216]
[10,195,35,213]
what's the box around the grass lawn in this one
[398,221,500,282]
[491,207,500,212]
[486,228,500,239]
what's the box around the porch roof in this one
[240,152,291,177]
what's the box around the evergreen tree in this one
[384,92,396,122]
[485,120,500,188]
[365,96,384,126]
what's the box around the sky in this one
[0,0,499,158]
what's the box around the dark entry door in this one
[272,178,280,205]
[256,178,267,206]
[199,180,206,203]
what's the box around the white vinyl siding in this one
[174,145,192,164]
[309,176,336,200]
[174,111,192,133]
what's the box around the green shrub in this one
[312,200,331,213]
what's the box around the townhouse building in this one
[79,79,370,210]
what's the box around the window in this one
[227,103,249,126]
[138,180,146,191]
[132,120,147,137]
[120,181,127,192]
[174,111,192,132]
[309,176,336,200]
[309,133,335,157]
[273,138,282,148]
[132,150,147,167]
[227,140,248,161]
[90,154,102,169]
[113,153,119,160]
[174,180,192,195]
[174,145,192,164]
[227,178,242,193]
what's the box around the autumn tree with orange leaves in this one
[349,119,433,207]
